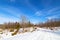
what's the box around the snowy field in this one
[0,27,60,40]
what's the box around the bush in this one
[10,29,14,32]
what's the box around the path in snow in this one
[1,28,60,40]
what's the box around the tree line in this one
[36,18,60,28]
[0,16,60,35]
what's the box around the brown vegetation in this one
[36,18,60,29]
[0,16,60,35]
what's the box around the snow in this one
[0,29,12,39]
[0,28,60,40]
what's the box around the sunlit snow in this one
[0,27,60,40]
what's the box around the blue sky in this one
[0,0,60,24]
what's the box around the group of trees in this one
[37,18,60,28]
[0,15,34,35]
[0,16,60,29]
[0,15,60,35]
[0,15,33,29]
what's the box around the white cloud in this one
[25,0,38,12]
[46,15,59,20]
[0,6,29,24]
[0,16,19,24]
[46,7,60,20]
[0,6,23,18]
[35,11,43,16]
[48,7,60,14]
[46,16,55,20]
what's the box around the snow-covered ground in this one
[0,27,60,40]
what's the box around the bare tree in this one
[20,15,28,32]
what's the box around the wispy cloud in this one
[35,7,60,19]
[46,16,56,20]
[25,0,38,12]
[0,6,23,18]
[48,7,60,14]
[46,15,60,20]
[0,16,19,24]
[9,0,16,2]
[0,6,24,24]
[35,11,43,16]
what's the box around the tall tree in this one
[20,15,28,32]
